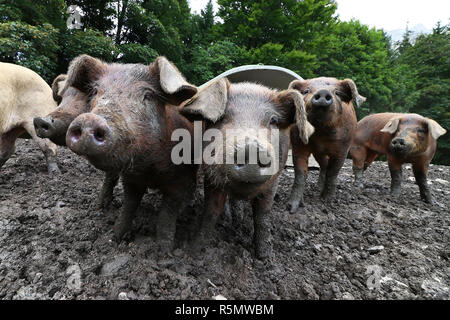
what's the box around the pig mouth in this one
[390,144,412,157]
[227,164,273,185]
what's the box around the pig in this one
[287,77,366,213]
[33,74,119,210]
[180,78,314,259]
[350,113,446,204]
[63,55,198,253]
[0,62,60,174]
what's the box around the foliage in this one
[0,21,59,82]
[0,0,448,163]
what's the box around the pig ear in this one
[52,74,67,104]
[151,56,197,105]
[426,118,446,139]
[180,78,229,123]
[289,80,309,94]
[277,90,315,145]
[65,55,105,93]
[381,118,400,134]
[339,79,366,108]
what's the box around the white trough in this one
[200,65,319,169]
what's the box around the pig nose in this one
[311,89,333,107]
[392,138,406,147]
[34,116,56,138]
[235,140,272,168]
[66,114,113,156]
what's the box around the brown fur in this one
[64,55,198,253]
[350,113,446,203]
[51,74,68,104]
[287,77,365,213]
[181,80,314,259]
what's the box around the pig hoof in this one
[287,200,303,214]
[255,244,272,261]
[96,196,113,211]
[48,163,61,175]
[113,222,133,242]
[158,241,174,256]
[390,190,401,198]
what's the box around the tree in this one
[397,23,450,164]
[0,21,60,82]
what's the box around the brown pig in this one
[0,62,60,174]
[64,55,198,253]
[350,113,446,204]
[180,78,314,259]
[33,74,119,210]
[287,77,366,213]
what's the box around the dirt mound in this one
[0,139,449,300]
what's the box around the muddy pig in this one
[287,77,366,213]
[350,113,446,204]
[180,78,314,259]
[33,74,119,210]
[64,55,198,253]
[0,62,60,174]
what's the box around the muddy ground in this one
[0,139,449,300]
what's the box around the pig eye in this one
[335,90,345,98]
[301,89,310,95]
[144,90,155,102]
[269,116,279,126]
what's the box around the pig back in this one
[0,63,56,133]
[354,113,404,154]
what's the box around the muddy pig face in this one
[289,77,365,126]
[64,55,197,172]
[181,78,314,196]
[381,114,446,157]
[34,74,90,146]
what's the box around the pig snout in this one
[390,137,410,154]
[34,116,57,139]
[311,89,333,108]
[66,114,113,156]
[228,139,274,184]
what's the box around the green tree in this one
[0,21,60,82]
[398,23,450,164]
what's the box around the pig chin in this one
[390,144,413,158]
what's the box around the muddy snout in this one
[66,114,113,156]
[34,116,57,139]
[311,89,334,108]
[390,137,412,155]
[227,138,276,184]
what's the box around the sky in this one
[188,0,450,31]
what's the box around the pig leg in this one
[230,197,245,228]
[287,147,310,214]
[194,179,228,249]
[412,161,434,204]
[388,158,403,197]
[96,171,120,210]
[0,127,23,169]
[252,183,277,260]
[23,122,60,175]
[315,154,329,194]
[156,193,191,254]
[113,181,146,241]
[321,156,346,200]
[351,145,367,188]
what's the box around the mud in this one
[0,139,449,300]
